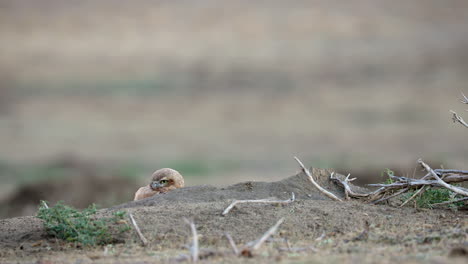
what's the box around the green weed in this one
[381,168,395,184]
[401,188,464,210]
[37,201,130,246]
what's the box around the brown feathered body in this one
[134,168,184,201]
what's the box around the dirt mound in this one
[103,169,457,248]
[114,168,367,210]
[0,169,464,263]
[1,169,360,248]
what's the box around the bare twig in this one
[400,186,426,207]
[129,213,148,247]
[222,192,295,216]
[315,233,326,241]
[450,110,468,128]
[246,218,285,251]
[398,170,434,207]
[285,238,292,251]
[278,246,317,253]
[434,169,468,175]
[41,201,49,209]
[367,174,468,188]
[330,172,369,199]
[418,159,468,197]
[224,233,239,255]
[460,91,468,104]
[294,156,343,202]
[440,174,468,183]
[371,188,409,204]
[431,197,468,207]
[184,218,199,263]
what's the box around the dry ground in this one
[0,169,467,263]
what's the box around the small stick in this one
[434,169,468,175]
[450,110,468,128]
[371,188,409,204]
[278,246,318,253]
[285,238,292,251]
[294,156,343,202]
[222,192,295,216]
[184,218,199,262]
[419,159,468,196]
[459,91,468,104]
[247,218,285,251]
[431,197,468,206]
[41,201,49,209]
[129,213,148,247]
[400,186,426,207]
[224,233,239,255]
[315,233,326,241]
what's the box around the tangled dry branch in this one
[331,159,468,206]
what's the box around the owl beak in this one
[151,181,162,189]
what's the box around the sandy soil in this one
[1,169,466,263]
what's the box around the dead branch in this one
[418,159,468,197]
[331,161,468,205]
[184,218,199,263]
[278,246,317,253]
[330,172,370,199]
[434,169,468,175]
[371,188,409,204]
[315,233,326,241]
[129,213,148,247]
[294,156,343,202]
[431,197,468,207]
[450,110,468,128]
[460,91,468,104]
[244,217,284,253]
[222,192,295,216]
[367,174,468,188]
[428,174,468,183]
[366,187,387,201]
[224,233,239,255]
[400,186,426,207]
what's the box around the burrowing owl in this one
[134,168,184,201]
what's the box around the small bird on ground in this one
[134,168,185,201]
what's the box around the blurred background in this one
[1,0,467,218]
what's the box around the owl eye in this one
[160,180,168,184]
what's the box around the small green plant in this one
[37,201,130,246]
[381,168,395,184]
[401,188,464,209]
